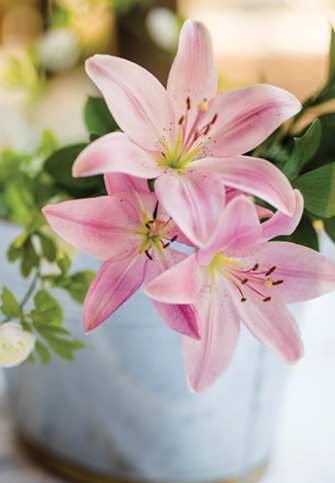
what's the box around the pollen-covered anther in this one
[178,116,185,126]
[263,297,271,302]
[263,278,273,288]
[241,297,247,302]
[198,99,208,111]
[145,249,153,260]
[241,278,248,285]
[186,97,191,110]
[252,263,259,271]
[265,266,276,276]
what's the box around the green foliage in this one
[84,96,119,138]
[7,234,40,278]
[0,287,22,319]
[282,120,322,180]
[32,320,87,361]
[292,163,335,218]
[323,216,335,243]
[35,340,51,364]
[30,290,63,326]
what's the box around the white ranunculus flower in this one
[0,323,36,368]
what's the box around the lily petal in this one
[231,288,304,364]
[145,248,201,340]
[104,173,157,220]
[42,197,140,261]
[86,55,175,150]
[183,273,240,393]
[155,167,225,248]
[167,20,217,122]
[144,252,198,304]
[200,84,301,157]
[84,254,146,332]
[72,132,163,179]
[197,196,262,266]
[249,242,335,304]
[193,155,295,215]
[259,189,304,243]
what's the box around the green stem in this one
[1,269,40,324]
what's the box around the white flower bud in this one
[0,323,36,368]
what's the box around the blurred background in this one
[0,0,335,481]
[0,0,335,148]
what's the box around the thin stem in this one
[1,269,40,324]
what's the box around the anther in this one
[263,278,273,288]
[204,125,210,136]
[198,99,208,111]
[178,116,185,125]
[211,114,218,125]
[263,297,271,302]
[252,263,259,271]
[170,235,178,243]
[145,222,151,229]
[145,250,153,260]
[162,242,170,249]
[272,280,284,286]
[186,97,191,110]
[265,266,276,276]
[241,297,247,302]
[193,131,199,141]
[241,279,248,285]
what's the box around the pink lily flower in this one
[72,20,301,248]
[144,191,335,393]
[42,174,200,338]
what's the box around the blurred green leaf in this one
[0,287,22,319]
[57,254,72,278]
[35,340,51,364]
[282,120,322,180]
[38,130,59,160]
[20,238,40,278]
[60,270,96,304]
[292,163,335,218]
[30,290,63,325]
[37,233,57,262]
[84,96,119,137]
[33,320,86,360]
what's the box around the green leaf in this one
[274,215,319,251]
[20,238,40,278]
[303,114,335,171]
[0,287,22,319]
[282,120,322,180]
[37,233,57,262]
[44,144,105,197]
[323,216,335,243]
[292,163,335,218]
[61,270,96,304]
[33,320,87,360]
[38,130,59,159]
[57,254,72,277]
[7,233,26,262]
[30,290,63,325]
[84,96,119,137]
[35,340,51,364]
